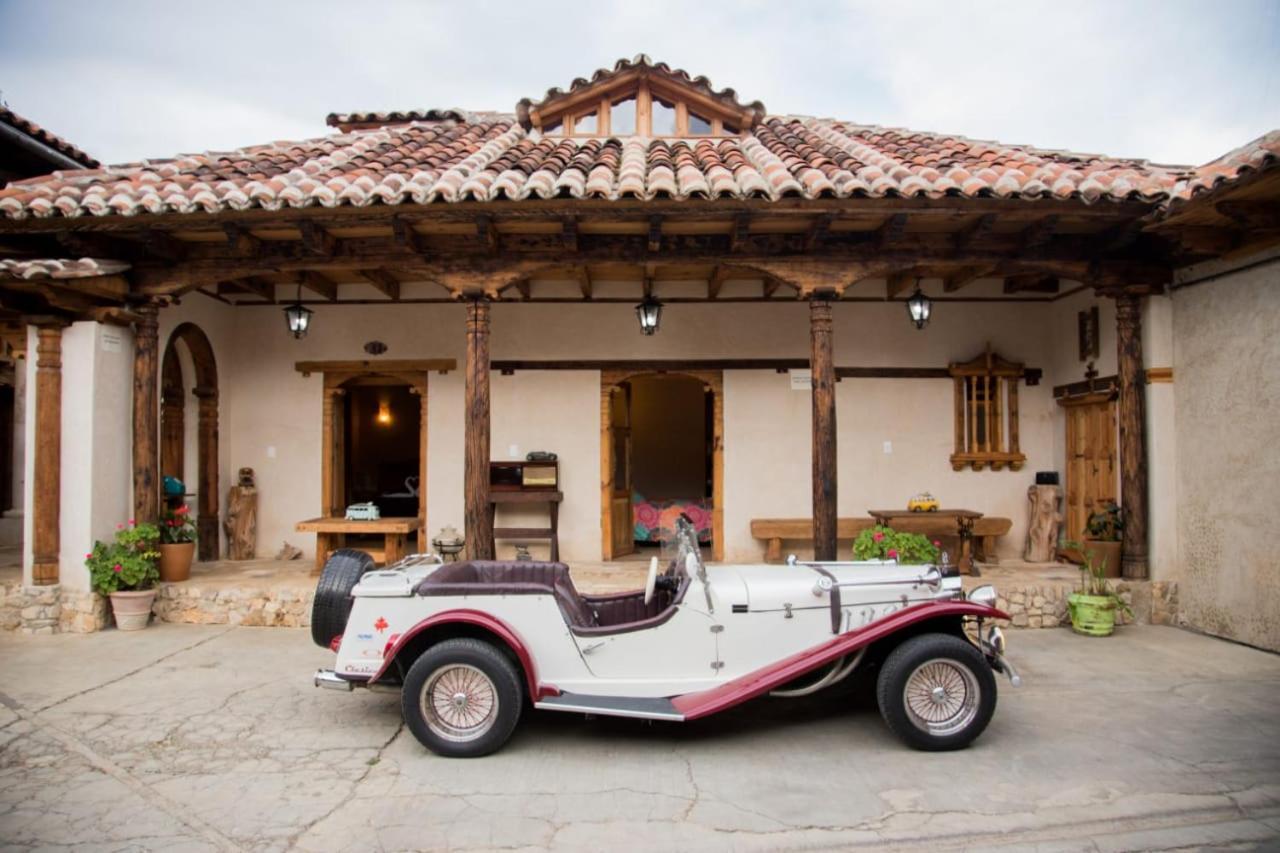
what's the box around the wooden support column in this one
[1114,293,1149,579]
[194,386,219,560]
[132,302,160,525]
[464,298,494,560]
[412,382,429,554]
[809,293,838,561]
[32,325,63,585]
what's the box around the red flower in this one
[887,549,899,559]
[112,564,123,573]
[116,524,124,530]
[176,505,190,515]
[85,552,93,560]
[933,540,941,547]
[128,519,135,525]
[872,532,884,543]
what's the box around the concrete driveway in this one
[0,624,1276,852]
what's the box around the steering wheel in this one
[643,556,659,605]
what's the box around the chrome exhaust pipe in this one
[314,669,354,691]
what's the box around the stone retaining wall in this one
[983,579,1180,629]
[151,582,314,627]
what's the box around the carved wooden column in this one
[464,298,493,560]
[194,386,219,560]
[160,356,184,482]
[1115,293,1149,579]
[132,302,160,524]
[31,325,63,585]
[320,383,346,518]
[809,293,838,561]
[412,382,429,554]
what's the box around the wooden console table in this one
[491,490,563,562]
[296,516,422,574]
[868,508,985,576]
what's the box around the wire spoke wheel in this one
[421,664,499,743]
[902,658,981,737]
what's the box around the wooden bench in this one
[750,516,1012,564]
[296,516,422,574]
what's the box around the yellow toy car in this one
[907,492,939,512]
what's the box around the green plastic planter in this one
[1067,593,1116,637]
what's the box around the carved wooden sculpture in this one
[225,467,258,560]
[1025,484,1062,562]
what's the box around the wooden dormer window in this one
[949,346,1027,471]
[521,56,765,139]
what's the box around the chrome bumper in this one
[979,626,1023,688]
[314,669,354,691]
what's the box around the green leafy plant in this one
[1085,501,1124,542]
[853,525,941,565]
[1063,539,1133,616]
[85,521,160,595]
[159,504,197,544]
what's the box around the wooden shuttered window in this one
[949,347,1027,471]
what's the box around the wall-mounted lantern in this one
[906,285,932,330]
[284,283,313,339]
[635,295,663,335]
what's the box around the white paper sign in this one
[790,369,812,391]
[100,330,123,353]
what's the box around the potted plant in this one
[853,525,942,564]
[158,504,197,582]
[1084,501,1123,578]
[1063,539,1132,636]
[86,520,161,631]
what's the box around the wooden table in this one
[868,509,985,576]
[491,490,562,562]
[296,516,422,574]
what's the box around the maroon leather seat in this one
[415,560,689,636]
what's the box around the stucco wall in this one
[1172,258,1280,652]
[154,284,1076,564]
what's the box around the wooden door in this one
[607,384,635,558]
[1061,393,1117,540]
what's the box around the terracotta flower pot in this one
[159,541,196,582]
[109,588,157,631]
[1083,539,1123,578]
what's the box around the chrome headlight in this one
[968,584,998,608]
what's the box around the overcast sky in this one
[1,0,1277,168]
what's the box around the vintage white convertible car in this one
[312,520,1019,757]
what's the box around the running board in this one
[534,692,685,721]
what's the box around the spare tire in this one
[310,549,375,649]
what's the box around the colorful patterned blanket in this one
[633,495,712,544]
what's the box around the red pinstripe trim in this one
[671,601,1005,720]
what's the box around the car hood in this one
[708,561,948,613]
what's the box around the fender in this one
[368,609,554,699]
[672,601,1006,720]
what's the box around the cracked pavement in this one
[0,624,1277,851]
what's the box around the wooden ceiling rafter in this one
[575,266,593,300]
[299,270,338,301]
[886,271,916,299]
[730,214,751,252]
[361,268,402,300]
[299,221,336,257]
[943,265,993,293]
[876,213,909,249]
[476,215,499,253]
[803,214,834,250]
[222,223,263,256]
[1003,274,1060,294]
[707,265,730,300]
[647,215,663,253]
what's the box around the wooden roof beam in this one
[886,271,915,299]
[299,222,336,257]
[730,214,751,252]
[954,213,996,249]
[392,216,430,255]
[876,213,909,249]
[648,215,663,253]
[141,229,185,262]
[362,269,401,300]
[643,263,655,298]
[943,266,993,293]
[707,265,730,300]
[1021,215,1060,251]
[762,278,780,299]
[576,266,593,300]
[222,223,262,256]
[1215,200,1280,230]
[476,215,499,253]
[803,214,834,250]
[299,271,338,301]
[561,217,579,252]
[225,277,275,302]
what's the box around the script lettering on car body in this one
[840,601,904,632]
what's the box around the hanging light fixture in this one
[635,294,663,335]
[283,282,313,339]
[906,281,932,330]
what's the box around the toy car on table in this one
[312,518,1018,757]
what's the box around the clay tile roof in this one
[1,71,1275,222]
[0,107,100,169]
[0,257,129,280]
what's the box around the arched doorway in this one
[161,323,219,561]
[601,369,724,562]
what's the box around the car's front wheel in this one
[401,639,523,758]
[876,633,996,751]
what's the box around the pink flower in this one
[872,532,884,543]
[887,549,899,559]
[112,564,122,573]
[933,540,941,547]
[117,524,124,530]
[85,552,92,560]
[128,519,135,525]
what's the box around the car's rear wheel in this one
[310,549,375,649]
[876,633,996,751]
[402,639,523,758]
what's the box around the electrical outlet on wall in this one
[883,441,893,454]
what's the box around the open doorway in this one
[160,323,219,560]
[343,384,422,515]
[602,370,723,562]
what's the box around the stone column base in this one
[59,588,109,633]
[18,585,61,634]
[0,585,109,634]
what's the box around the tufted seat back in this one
[416,561,597,628]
